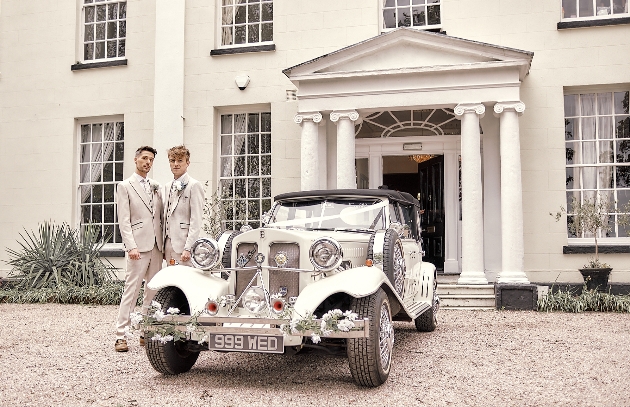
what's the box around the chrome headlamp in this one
[309,237,343,271]
[242,286,267,313]
[190,238,221,270]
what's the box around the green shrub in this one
[5,222,117,289]
[0,282,144,305]
[538,285,630,313]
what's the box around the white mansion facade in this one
[0,0,629,284]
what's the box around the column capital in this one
[493,101,526,117]
[330,110,359,123]
[294,112,322,125]
[454,103,485,119]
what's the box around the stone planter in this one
[578,268,612,292]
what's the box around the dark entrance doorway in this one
[382,155,445,270]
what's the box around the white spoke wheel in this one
[367,229,406,297]
[347,288,394,387]
[146,287,200,375]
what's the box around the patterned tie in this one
[141,179,153,209]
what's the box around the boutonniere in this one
[173,180,188,192]
[149,180,160,193]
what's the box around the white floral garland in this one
[281,309,359,344]
[127,301,203,344]
[128,299,359,346]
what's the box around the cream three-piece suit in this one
[115,174,164,340]
[163,172,204,266]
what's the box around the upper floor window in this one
[221,0,273,47]
[82,0,126,62]
[219,112,272,229]
[79,119,125,243]
[564,91,630,239]
[562,0,628,20]
[382,0,441,30]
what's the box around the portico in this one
[283,28,533,284]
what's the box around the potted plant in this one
[551,195,630,291]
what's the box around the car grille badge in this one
[237,254,249,268]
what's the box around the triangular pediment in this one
[284,28,533,80]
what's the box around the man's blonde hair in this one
[167,145,190,161]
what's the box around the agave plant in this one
[5,222,116,289]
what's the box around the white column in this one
[330,110,359,189]
[443,152,460,274]
[494,102,529,284]
[153,0,185,183]
[454,103,488,285]
[294,112,322,191]
[480,114,502,282]
[368,153,382,189]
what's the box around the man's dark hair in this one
[135,146,158,157]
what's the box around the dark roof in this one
[274,189,421,207]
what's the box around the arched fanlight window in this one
[355,109,460,138]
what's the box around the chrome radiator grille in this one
[269,243,300,268]
[235,243,258,300]
[269,243,300,299]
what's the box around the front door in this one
[417,155,445,270]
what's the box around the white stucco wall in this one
[0,0,629,282]
[445,0,630,282]
[0,0,158,275]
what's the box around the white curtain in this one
[80,123,116,205]
[221,0,246,46]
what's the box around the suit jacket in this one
[117,176,164,253]
[163,173,204,253]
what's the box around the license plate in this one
[208,334,284,354]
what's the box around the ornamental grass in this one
[538,285,630,313]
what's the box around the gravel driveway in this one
[1,303,629,407]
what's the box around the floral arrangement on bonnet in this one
[126,299,360,345]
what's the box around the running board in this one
[402,301,431,320]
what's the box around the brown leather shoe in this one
[115,339,128,352]
[139,336,145,347]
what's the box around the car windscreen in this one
[268,199,387,231]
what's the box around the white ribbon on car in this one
[269,200,388,228]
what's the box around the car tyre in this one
[414,279,439,332]
[146,287,200,375]
[347,288,394,387]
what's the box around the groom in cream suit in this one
[114,146,164,352]
[163,145,204,266]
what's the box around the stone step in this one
[437,283,496,310]
[436,273,460,284]
[439,296,496,310]
[437,284,495,296]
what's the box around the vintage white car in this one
[145,189,439,387]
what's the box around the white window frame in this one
[561,0,629,21]
[380,0,442,33]
[76,115,125,247]
[564,90,630,244]
[80,0,127,63]
[218,109,272,230]
[217,0,274,49]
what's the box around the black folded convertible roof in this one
[274,189,421,207]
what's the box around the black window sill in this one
[563,245,630,254]
[71,59,128,71]
[100,248,125,257]
[211,44,275,56]
[558,16,630,29]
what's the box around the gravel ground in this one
[1,304,629,407]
